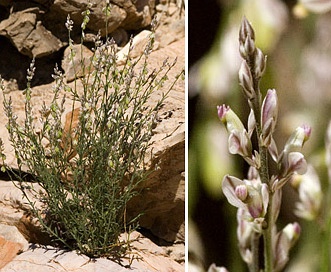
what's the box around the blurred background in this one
[188,0,331,271]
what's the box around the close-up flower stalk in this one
[216,17,311,272]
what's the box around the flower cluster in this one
[216,17,318,271]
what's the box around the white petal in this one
[222,175,246,209]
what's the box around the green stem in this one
[250,55,273,271]
[263,188,273,272]
[250,232,261,272]
[258,138,273,272]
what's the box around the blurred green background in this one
[188,0,331,271]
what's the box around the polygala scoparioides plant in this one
[216,17,312,272]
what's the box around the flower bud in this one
[287,152,307,175]
[239,60,254,99]
[235,184,248,201]
[217,105,252,157]
[239,43,247,59]
[247,185,265,218]
[293,165,322,220]
[228,130,252,157]
[239,17,255,44]
[274,222,301,271]
[217,105,245,132]
[247,109,256,136]
[283,222,301,244]
[261,89,278,146]
[268,137,279,162]
[242,35,256,57]
[254,48,267,78]
[247,165,259,181]
[237,208,254,264]
[272,188,282,222]
[274,151,307,191]
[283,124,311,154]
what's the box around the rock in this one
[0,180,48,244]
[110,27,129,47]
[1,231,184,271]
[49,0,127,36]
[111,0,155,30]
[0,186,25,228]
[0,9,63,58]
[131,38,185,243]
[0,225,28,250]
[154,6,185,48]
[116,30,155,65]
[157,18,185,48]
[62,44,94,82]
[125,231,184,271]
[0,235,24,269]
[128,124,185,243]
[0,0,180,61]
[156,2,181,16]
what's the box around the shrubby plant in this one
[210,17,326,272]
[0,7,183,259]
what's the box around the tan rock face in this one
[50,0,127,36]
[62,44,94,82]
[0,235,23,269]
[0,1,159,60]
[0,9,63,58]
[1,231,184,271]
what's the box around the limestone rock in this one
[111,0,155,30]
[49,0,127,36]
[1,231,184,272]
[0,180,48,244]
[0,9,63,58]
[129,38,185,243]
[0,235,24,269]
[62,44,94,82]
[157,18,185,48]
[127,124,185,243]
[0,186,25,227]
[0,225,28,250]
[116,30,155,65]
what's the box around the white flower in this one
[222,171,269,220]
[293,165,322,220]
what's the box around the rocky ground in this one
[0,1,185,271]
